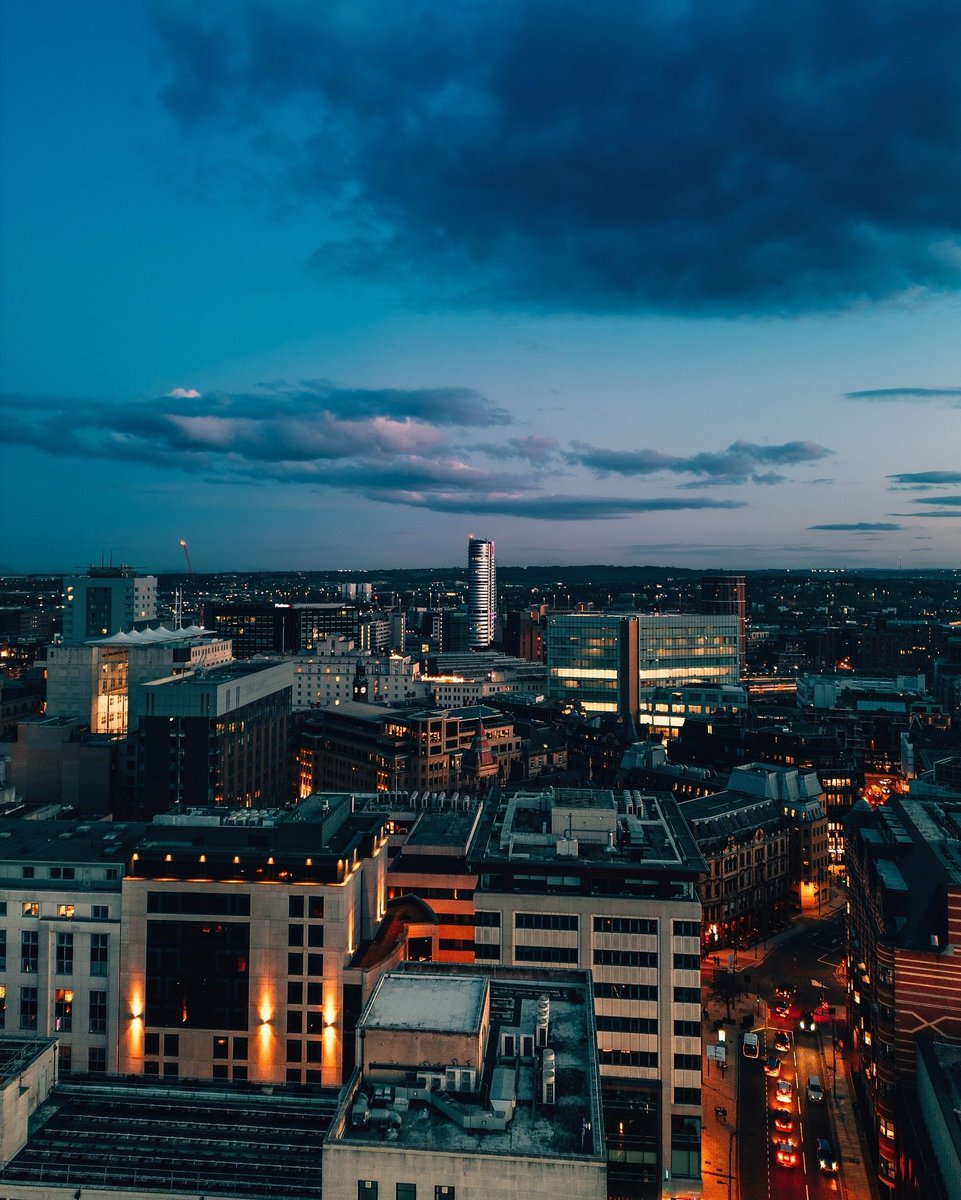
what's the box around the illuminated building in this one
[323,964,606,1200]
[467,537,497,650]
[61,565,158,647]
[845,795,961,1193]
[701,574,747,670]
[0,820,146,1076]
[468,786,706,1199]
[118,796,426,1088]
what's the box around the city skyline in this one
[2,1,961,575]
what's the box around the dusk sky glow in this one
[2,1,960,574]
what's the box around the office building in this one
[467,536,497,649]
[0,820,147,1075]
[288,637,429,710]
[119,796,401,1088]
[701,574,746,669]
[62,565,157,646]
[845,795,961,1192]
[323,964,607,1200]
[137,659,293,816]
[469,785,706,1198]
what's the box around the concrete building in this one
[468,785,707,1199]
[137,659,294,816]
[45,626,232,735]
[467,537,497,650]
[119,797,404,1089]
[845,795,961,1192]
[700,574,746,670]
[7,716,115,813]
[0,1036,58,1167]
[0,820,146,1075]
[911,1040,961,1200]
[637,682,747,740]
[323,964,607,1200]
[62,565,157,646]
[286,637,429,710]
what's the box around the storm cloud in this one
[154,0,961,315]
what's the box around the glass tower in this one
[467,537,496,649]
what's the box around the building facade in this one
[467,537,497,650]
[62,566,158,646]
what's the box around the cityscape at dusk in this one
[4,4,961,1200]
[2,1,961,573]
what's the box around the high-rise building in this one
[701,574,747,670]
[467,537,496,650]
[62,566,157,646]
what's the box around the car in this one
[775,1079,793,1106]
[773,1111,795,1134]
[773,1030,792,1054]
[774,982,797,999]
[776,1140,799,1167]
[815,1137,838,1172]
[764,1054,782,1078]
[798,1009,816,1032]
[742,1032,760,1059]
[775,1002,791,1019]
[807,1075,825,1102]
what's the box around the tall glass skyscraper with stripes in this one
[467,536,496,649]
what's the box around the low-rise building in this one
[323,964,607,1200]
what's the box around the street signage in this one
[707,1043,727,1062]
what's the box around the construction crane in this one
[179,538,194,574]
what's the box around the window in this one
[213,1037,230,1060]
[672,920,701,938]
[59,1044,72,1073]
[89,991,107,1034]
[288,953,304,975]
[675,1087,701,1106]
[474,910,501,927]
[593,948,657,967]
[289,896,305,918]
[22,866,34,879]
[233,1037,247,1060]
[287,982,303,1005]
[144,1033,160,1056]
[50,866,76,880]
[306,1011,323,1034]
[673,1054,701,1072]
[358,1185,378,1200]
[0,930,6,971]
[164,1034,179,1056]
[434,1189,455,1199]
[515,912,578,931]
[307,982,323,1005]
[57,904,76,918]
[308,925,324,948]
[674,1020,701,1037]
[90,933,109,976]
[308,896,324,919]
[288,925,304,947]
[287,1011,303,1034]
[596,1015,658,1034]
[593,916,657,934]
[55,988,74,1032]
[306,1041,322,1063]
[20,986,38,1030]
[21,930,38,973]
[56,932,74,975]
[287,1040,302,1063]
[213,1064,229,1080]
[163,1062,178,1077]
[673,986,701,1004]
[144,1061,160,1076]
[88,1046,106,1074]
[0,984,5,1028]
[91,905,108,920]
[672,953,700,971]
[515,945,578,964]
[670,1114,701,1180]
[397,1187,416,1200]
[22,901,39,918]
[595,982,658,1001]
[233,1065,248,1080]
[473,944,500,960]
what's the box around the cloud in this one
[887,470,961,485]
[909,495,961,507]
[154,1,961,315]
[168,387,201,398]
[568,439,832,484]
[808,522,903,531]
[0,385,744,522]
[843,387,961,402]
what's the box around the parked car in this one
[815,1137,838,1172]
[775,1079,793,1106]
[776,1140,799,1167]
[764,1054,782,1078]
[742,1032,760,1059]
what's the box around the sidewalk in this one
[701,897,877,1200]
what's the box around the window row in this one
[596,1015,658,1034]
[593,917,657,935]
[514,912,578,931]
[594,982,658,1002]
[2,985,105,1034]
[594,949,657,967]
[358,1185,454,1199]
[12,931,108,975]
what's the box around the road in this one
[733,911,851,1200]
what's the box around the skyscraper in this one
[467,536,496,649]
[62,565,157,646]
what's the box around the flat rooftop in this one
[329,967,603,1162]
[1,1079,338,1198]
[364,973,487,1034]
[0,819,147,871]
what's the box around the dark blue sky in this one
[2,0,960,573]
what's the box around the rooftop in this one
[363,973,487,1034]
[0,819,147,870]
[0,1078,338,1198]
